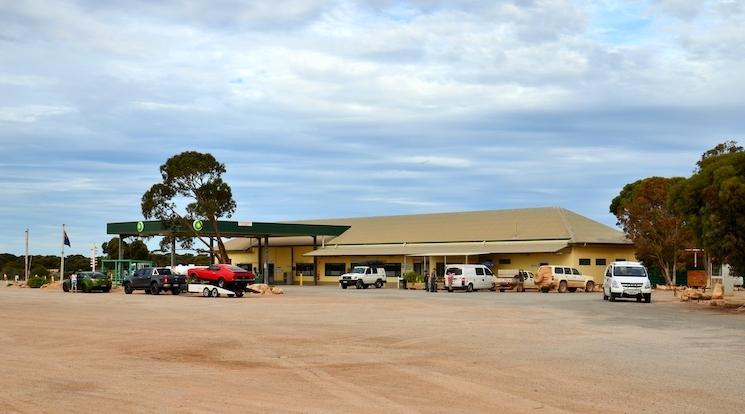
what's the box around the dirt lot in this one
[1,284,744,414]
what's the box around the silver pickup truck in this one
[491,269,534,292]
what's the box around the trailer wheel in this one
[212,288,219,297]
[203,287,210,297]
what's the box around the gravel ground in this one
[1,284,744,414]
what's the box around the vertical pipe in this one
[264,235,269,284]
[313,236,318,286]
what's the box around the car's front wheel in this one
[217,278,226,289]
[355,280,363,289]
[62,283,70,292]
[644,293,652,303]
[124,283,133,294]
[341,283,348,289]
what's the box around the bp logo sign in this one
[193,220,204,232]
[136,221,144,233]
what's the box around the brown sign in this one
[687,270,708,287]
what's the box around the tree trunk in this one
[208,217,231,264]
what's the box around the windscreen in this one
[613,266,647,277]
[351,267,366,274]
[228,265,249,273]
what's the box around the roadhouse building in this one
[223,207,635,286]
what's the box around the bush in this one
[403,271,423,283]
[27,276,47,288]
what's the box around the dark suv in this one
[123,267,187,295]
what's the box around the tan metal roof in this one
[304,240,570,257]
[291,207,629,245]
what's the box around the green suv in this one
[62,272,112,293]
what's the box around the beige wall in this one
[226,243,636,286]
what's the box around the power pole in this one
[24,229,29,281]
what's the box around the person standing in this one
[71,272,78,293]
[430,270,438,293]
[424,271,430,292]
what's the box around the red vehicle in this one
[187,264,255,296]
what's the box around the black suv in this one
[123,267,187,295]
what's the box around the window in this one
[476,268,484,276]
[579,258,591,266]
[555,267,564,274]
[325,263,346,276]
[295,263,314,276]
[571,268,581,275]
[484,268,493,276]
[446,267,462,275]
[237,263,253,272]
[498,258,511,265]
[605,267,612,277]
[539,262,548,266]
[382,263,402,277]
[596,258,607,266]
[615,258,626,262]
[563,267,572,275]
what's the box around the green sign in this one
[136,221,144,232]
[193,220,204,232]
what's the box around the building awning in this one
[304,240,570,257]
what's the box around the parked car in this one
[603,261,652,303]
[123,267,187,295]
[62,272,111,293]
[339,266,387,289]
[491,269,534,292]
[444,264,496,292]
[534,265,595,293]
[187,264,255,295]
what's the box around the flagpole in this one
[60,224,66,283]
[24,229,29,281]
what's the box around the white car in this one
[603,261,652,303]
[339,266,387,289]
[444,264,496,292]
[535,265,595,293]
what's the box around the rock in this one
[270,287,284,295]
[712,282,724,300]
[680,295,690,302]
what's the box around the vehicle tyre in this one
[356,280,363,289]
[609,293,616,302]
[341,284,348,289]
[150,283,160,295]
[636,296,642,302]
[540,286,550,293]
[217,278,225,289]
[374,280,383,289]
[558,281,567,293]
[603,290,608,300]
[236,290,244,298]
[466,283,474,292]
[171,288,180,295]
[144,288,151,294]
[644,293,652,303]
[124,283,133,294]
[62,283,70,292]
[363,283,369,289]
[202,287,210,297]
[212,288,219,297]
[103,286,111,293]
[489,285,496,292]
[585,281,595,292]
[499,289,505,292]
[447,287,453,293]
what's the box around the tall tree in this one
[610,176,693,286]
[141,151,236,264]
[102,237,150,260]
[671,141,745,274]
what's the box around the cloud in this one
[0,1,744,254]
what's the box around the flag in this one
[64,230,71,247]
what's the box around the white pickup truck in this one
[339,266,387,289]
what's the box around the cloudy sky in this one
[1,0,744,256]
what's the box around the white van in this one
[444,265,496,292]
[603,261,652,303]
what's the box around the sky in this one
[1,0,744,256]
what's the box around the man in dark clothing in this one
[430,270,438,292]
[424,271,430,292]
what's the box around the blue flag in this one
[64,230,71,247]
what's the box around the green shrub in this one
[27,276,46,288]
[403,271,422,283]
